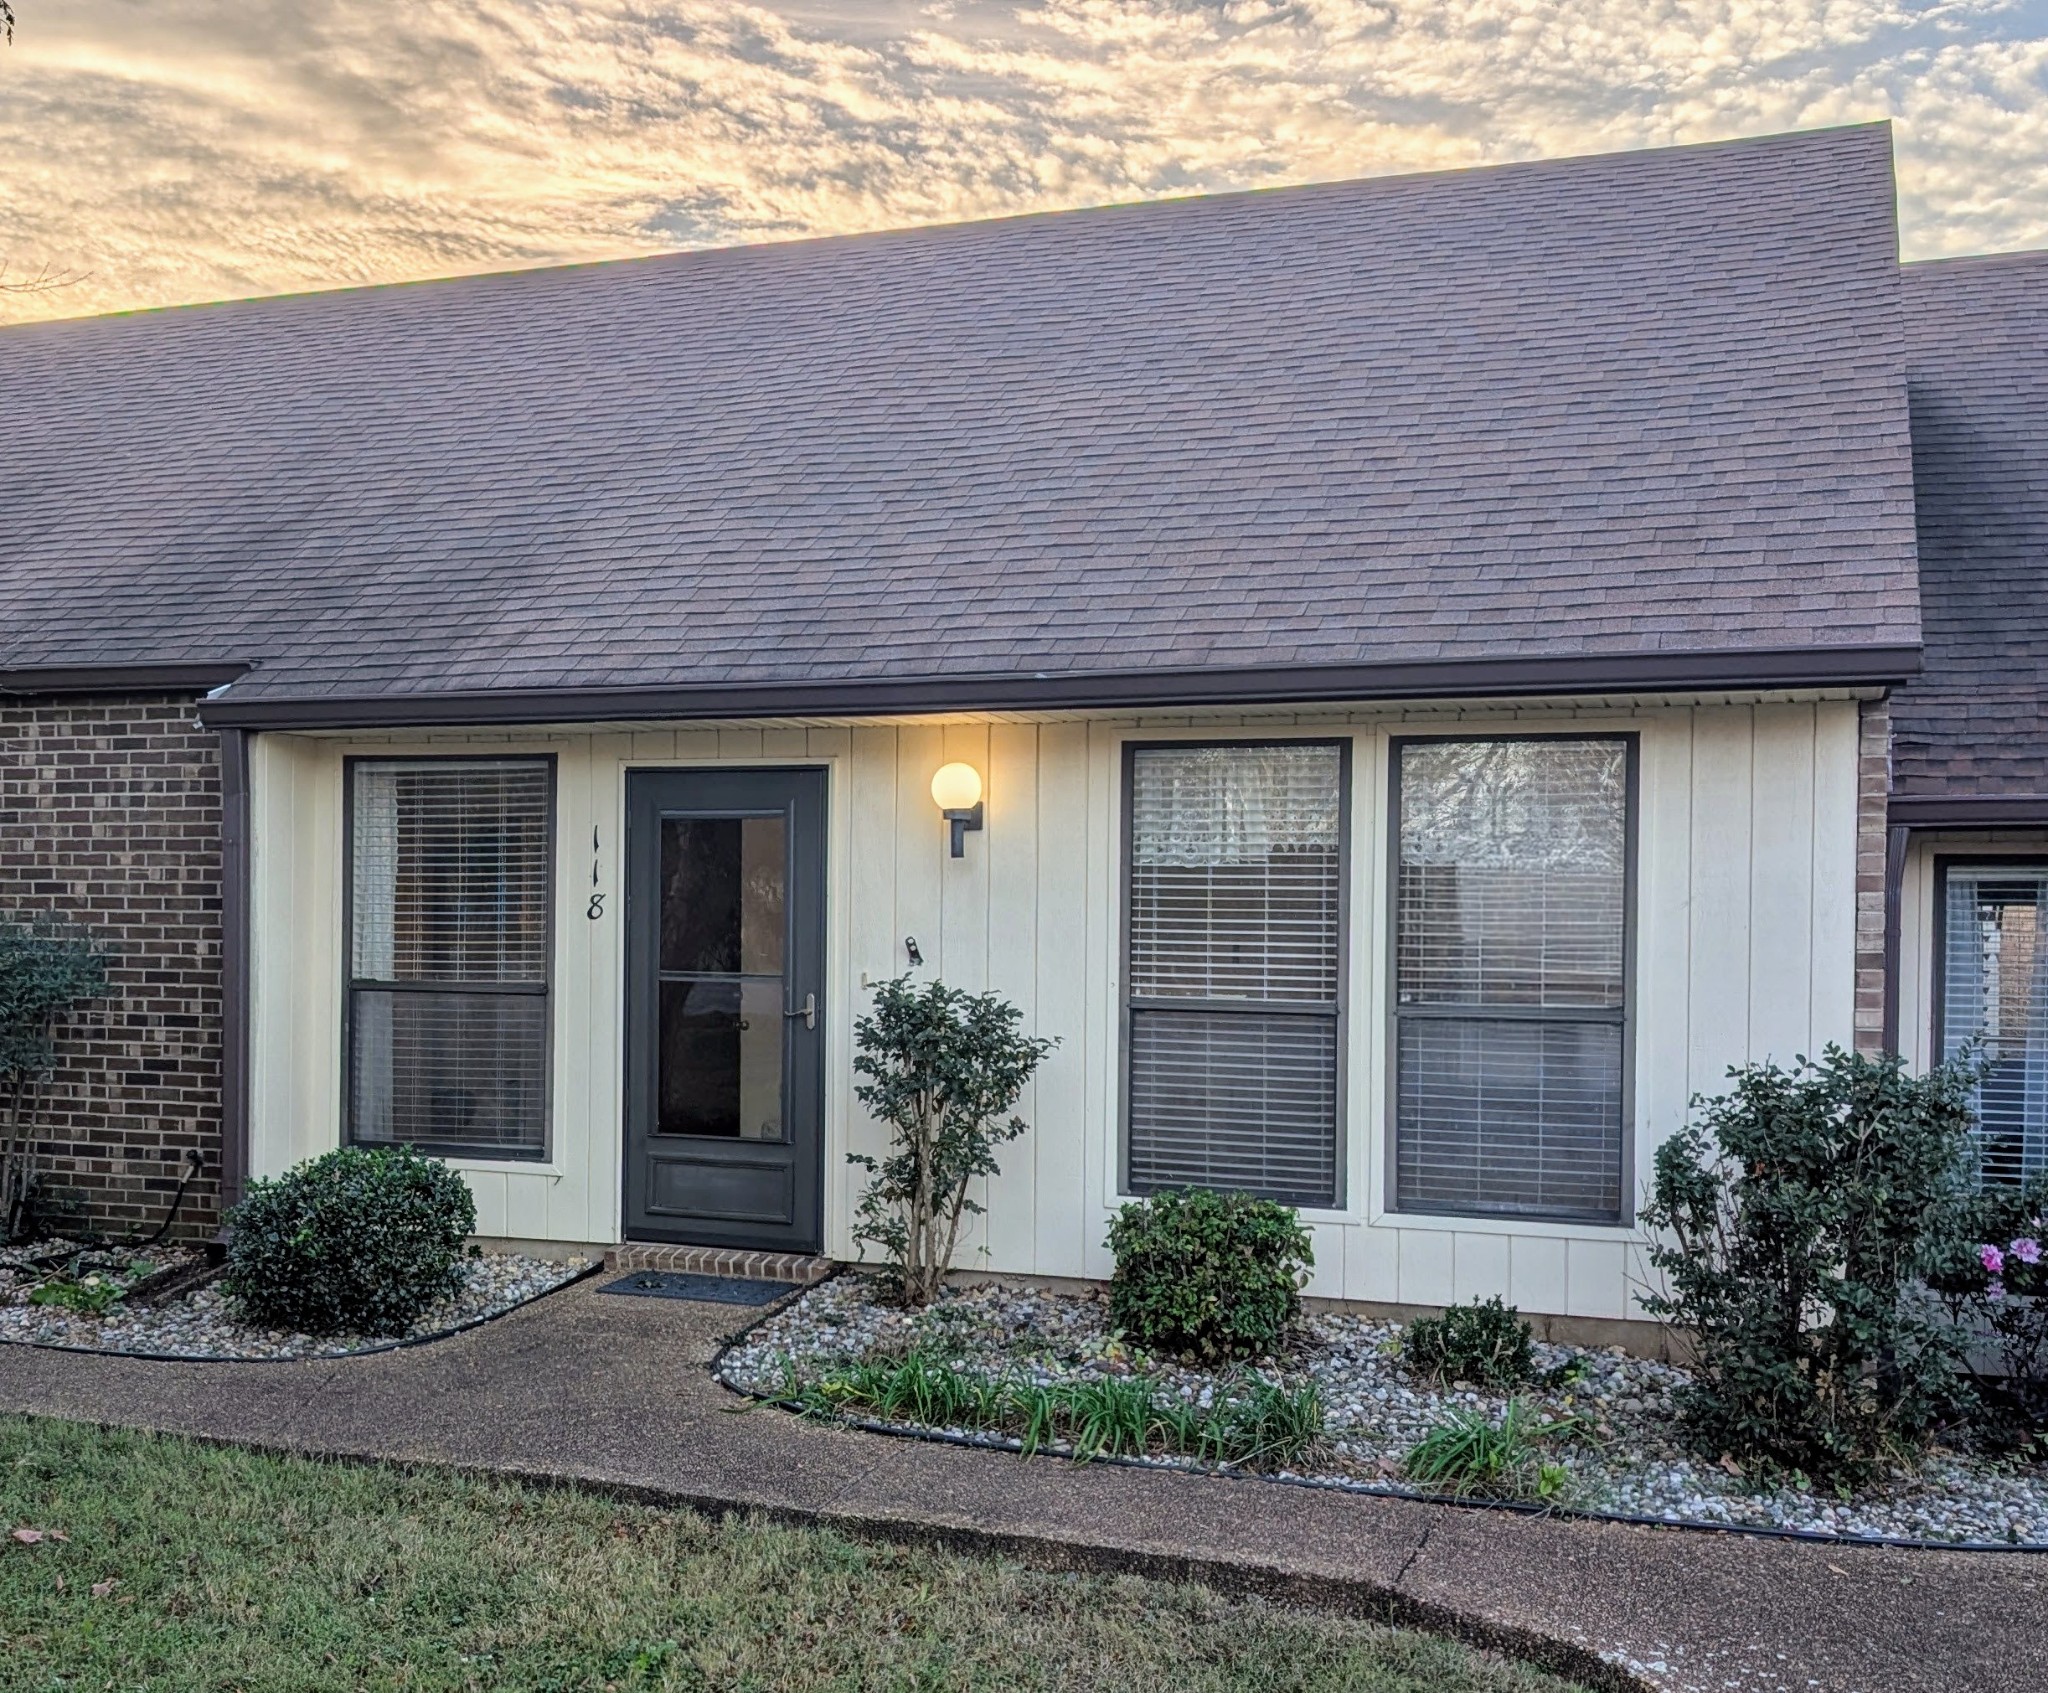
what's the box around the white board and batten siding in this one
[245,696,1866,1321]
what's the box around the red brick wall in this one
[0,692,224,1240]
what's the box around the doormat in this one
[598,1270,800,1305]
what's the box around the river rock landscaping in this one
[0,1237,588,1360]
[718,1273,2048,1547]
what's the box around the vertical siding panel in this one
[1080,723,1121,1281]
[1345,1219,1400,1305]
[894,725,946,983]
[1509,1235,1569,1316]
[983,723,1040,1276]
[504,1176,549,1243]
[1689,705,1755,1097]
[1748,702,1816,1063]
[1635,714,1693,1217]
[1808,701,1861,1052]
[1397,1230,1455,1309]
[939,722,992,993]
[717,727,766,760]
[583,733,632,1244]
[804,727,852,763]
[842,728,901,1256]
[672,728,720,761]
[629,730,677,761]
[1565,1238,1628,1320]
[1303,1221,1347,1299]
[1033,722,1091,1278]
[761,727,809,760]
[466,1171,509,1240]
[1451,1231,1511,1303]
[546,736,598,1243]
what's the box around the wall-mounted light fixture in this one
[930,762,984,858]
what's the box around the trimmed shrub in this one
[1639,1046,1980,1484]
[1402,1297,1534,1389]
[849,977,1057,1307]
[224,1146,476,1336]
[1106,1188,1312,1363]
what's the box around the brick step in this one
[603,1244,835,1285]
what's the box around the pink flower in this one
[1989,1280,2008,1303]
[1980,1244,2006,1276]
[2011,1238,2041,1266]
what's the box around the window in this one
[1392,737,1633,1223]
[346,758,553,1159]
[1938,862,2048,1186]
[1123,741,1346,1207]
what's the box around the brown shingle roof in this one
[1893,251,2048,808]
[0,124,1922,719]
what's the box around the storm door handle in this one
[786,992,817,1030]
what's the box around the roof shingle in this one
[0,123,1922,713]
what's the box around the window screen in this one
[1940,864,2048,1186]
[1393,738,1631,1222]
[347,758,553,1158]
[1124,742,1345,1206]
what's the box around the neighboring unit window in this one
[1393,738,1632,1223]
[347,758,553,1159]
[1940,863,2048,1185]
[1124,742,1346,1207]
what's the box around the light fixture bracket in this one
[943,803,984,858]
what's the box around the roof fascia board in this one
[1888,796,2048,829]
[198,645,1922,731]
[0,662,250,697]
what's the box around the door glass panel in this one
[659,817,786,974]
[657,979,785,1140]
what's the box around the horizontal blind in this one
[1126,744,1343,1207]
[1395,1018,1622,1219]
[348,758,552,1158]
[352,761,552,984]
[1942,866,2048,1185]
[1398,740,1626,1008]
[350,990,548,1153]
[1128,1011,1338,1204]
[1395,739,1629,1223]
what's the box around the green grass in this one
[784,1349,1326,1470]
[0,1415,1582,1693]
[1401,1401,1581,1502]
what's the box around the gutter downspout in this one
[1882,822,1911,1057]
[216,725,252,1235]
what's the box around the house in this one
[2,122,2041,1332]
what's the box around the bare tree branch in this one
[0,260,89,296]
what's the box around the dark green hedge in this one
[1106,1188,1312,1363]
[223,1146,476,1337]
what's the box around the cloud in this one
[3,0,2046,322]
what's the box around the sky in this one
[4,0,2048,324]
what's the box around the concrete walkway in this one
[1,1278,2040,1693]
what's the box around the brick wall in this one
[1854,696,1893,1056]
[0,692,225,1240]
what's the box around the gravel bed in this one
[719,1274,2048,1547]
[0,1249,590,1359]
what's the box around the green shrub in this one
[1401,1399,1580,1500]
[224,1146,477,1336]
[1639,1046,1981,1485]
[1401,1297,1534,1389]
[849,978,1057,1307]
[1106,1188,1313,1363]
[1928,1171,2048,1452]
[1,918,112,1241]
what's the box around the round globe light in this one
[930,762,983,812]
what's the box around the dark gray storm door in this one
[624,768,826,1251]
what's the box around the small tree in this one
[1640,1045,1980,1484]
[849,977,1056,1306]
[0,918,112,1241]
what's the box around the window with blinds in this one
[1392,737,1632,1223]
[1124,742,1346,1207]
[346,758,553,1159]
[1940,863,2048,1186]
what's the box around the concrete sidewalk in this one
[1,1277,2039,1693]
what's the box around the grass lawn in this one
[0,1415,1584,1693]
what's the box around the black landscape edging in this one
[0,1258,604,1365]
